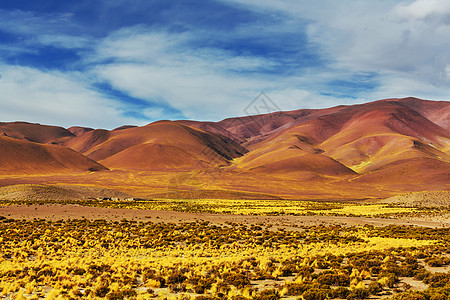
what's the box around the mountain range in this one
[0,97,448,200]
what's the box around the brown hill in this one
[227,99,449,176]
[0,122,75,144]
[112,125,138,131]
[353,157,450,188]
[64,129,111,154]
[0,184,130,201]
[316,101,450,172]
[380,190,450,207]
[388,97,450,130]
[215,98,449,147]
[67,121,247,171]
[0,97,448,200]
[216,106,347,142]
[232,122,356,176]
[241,153,357,176]
[0,136,108,175]
[68,126,94,136]
[176,120,242,142]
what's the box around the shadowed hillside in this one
[0,184,130,201]
[0,97,448,199]
[0,136,108,174]
[0,122,75,144]
[66,121,248,171]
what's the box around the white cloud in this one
[93,27,189,64]
[1,1,449,129]
[94,62,266,121]
[93,26,277,71]
[91,27,286,120]
[32,34,90,49]
[265,88,355,111]
[446,65,450,81]
[365,70,450,102]
[222,0,450,102]
[0,9,76,36]
[0,9,89,58]
[392,0,450,23]
[0,64,146,128]
[90,5,450,123]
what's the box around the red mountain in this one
[65,121,247,171]
[67,126,94,136]
[0,136,107,175]
[0,122,74,144]
[0,97,448,199]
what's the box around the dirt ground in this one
[1,204,449,228]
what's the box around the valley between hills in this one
[1,97,450,300]
[0,97,448,201]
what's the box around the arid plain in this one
[0,97,449,300]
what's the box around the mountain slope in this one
[216,106,348,143]
[64,129,111,154]
[316,101,450,172]
[176,120,242,142]
[0,97,448,199]
[68,126,94,136]
[67,121,248,171]
[0,122,75,144]
[225,99,449,176]
[388,97,450,130]
[0,136,108,174]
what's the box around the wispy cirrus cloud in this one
[0,64,140,128]
[0,9,76,36]
[224,0,450,98]
[392,0,450,23]
[89,25,335,120]
[0,0,448,128]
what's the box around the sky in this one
[0,0,449,129]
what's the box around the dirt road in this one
[1,204,449,228]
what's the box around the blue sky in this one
[0,0,449,128]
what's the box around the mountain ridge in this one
[0,97,448,199]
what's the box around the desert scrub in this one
[2,197,439,219]
[0,219,448,299]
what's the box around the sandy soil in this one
[381,190,450,207]
[400,277,428,291]
[1,204,449,228]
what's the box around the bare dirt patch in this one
[0,184,131,201]
[1,204,449,228]
[399,277,428,291]
[381,190,450,207]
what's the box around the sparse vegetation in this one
[3,197,447,220]
[0,217,448,299]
